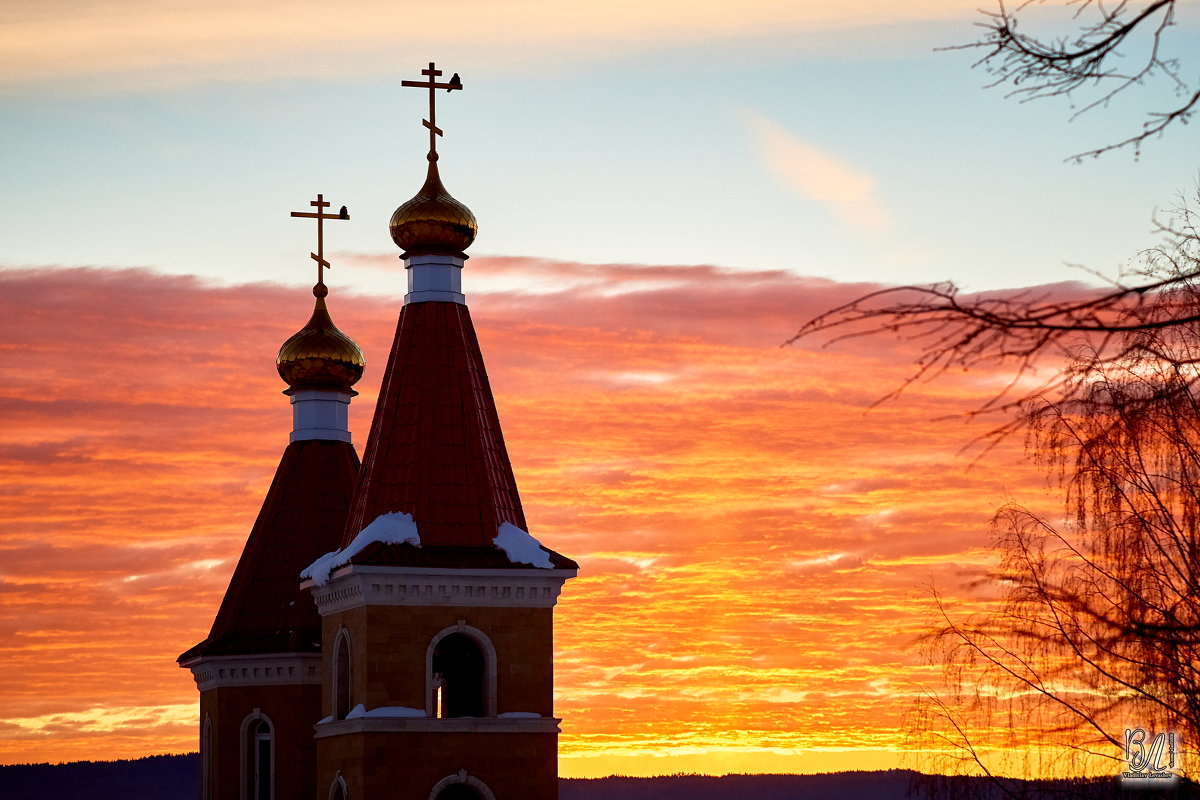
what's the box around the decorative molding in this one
[183,653,322,691]
[314,715,561,738]
[307,566,576,615]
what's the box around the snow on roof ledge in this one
[301,511,421,586]
[493,522,554,569]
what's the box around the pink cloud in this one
[743,112,891,229]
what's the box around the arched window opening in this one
[334,631,352,720]
[429,771,496,800]
[432,633,484,718]
[329,774,348,800]
[201,716,213,800]
[244,717,273,800]
[435,784,481,800]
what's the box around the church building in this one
[180,64,578,800]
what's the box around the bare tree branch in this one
[947,0,1195,159]
[899,262,1200,790]
[789,199,1200,436]
[798,192,1200,792]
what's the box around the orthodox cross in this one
[290,193,349,295]
[401,62,463,161]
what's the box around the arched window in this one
[435,784,481,800]
[241,711,274,800]
[426,623,497,718]
[428,772,495,800]
[334,629,352,720]
[200,715,213,800]
[328,773,348,800]
[432,633,484,718]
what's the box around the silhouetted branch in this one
[949,0,1194,158]
[908,342,1200,789]
[790,200,1200,436]
[854,201,1200,791]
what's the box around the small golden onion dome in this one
[389,159,477,257]
[276,286,365,392]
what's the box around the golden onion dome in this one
[389,158,477,257]
[276,286,365,392]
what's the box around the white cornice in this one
[305,565,576,616]
[183,653,322,691]
[314,716,561,737]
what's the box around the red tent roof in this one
[343,301,528,550]
[179,439,359,662]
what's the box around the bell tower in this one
[302,64,577,800]
[179,195,364,800]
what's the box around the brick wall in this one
[201,683,321,800]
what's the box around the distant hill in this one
[561,770,920,799]
[2,755,1194,799]
[0,754,197,800]
[0,758,920,800]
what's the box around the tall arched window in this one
[241,711,274,800]
[334,629,352,720]
[328,773,348,800]
[200,715,213,800]
[432,633,485,718]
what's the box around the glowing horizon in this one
[3,0,1196,781]
[0,260,1057,776]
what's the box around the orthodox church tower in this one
[179,197,364,800]
[302,64,577,800]
[180,65,574,800]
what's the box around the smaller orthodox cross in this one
[290,193,349,295]
[401,62,463,161]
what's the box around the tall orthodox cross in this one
[401,62,463,161]
[290,193,349,296]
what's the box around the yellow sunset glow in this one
[0,259,1053,773]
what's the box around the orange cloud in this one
[0,261,1050,774]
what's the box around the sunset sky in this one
[1,0,1198,779]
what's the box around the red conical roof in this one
[179,439,359,661]
[343,301,528,549]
